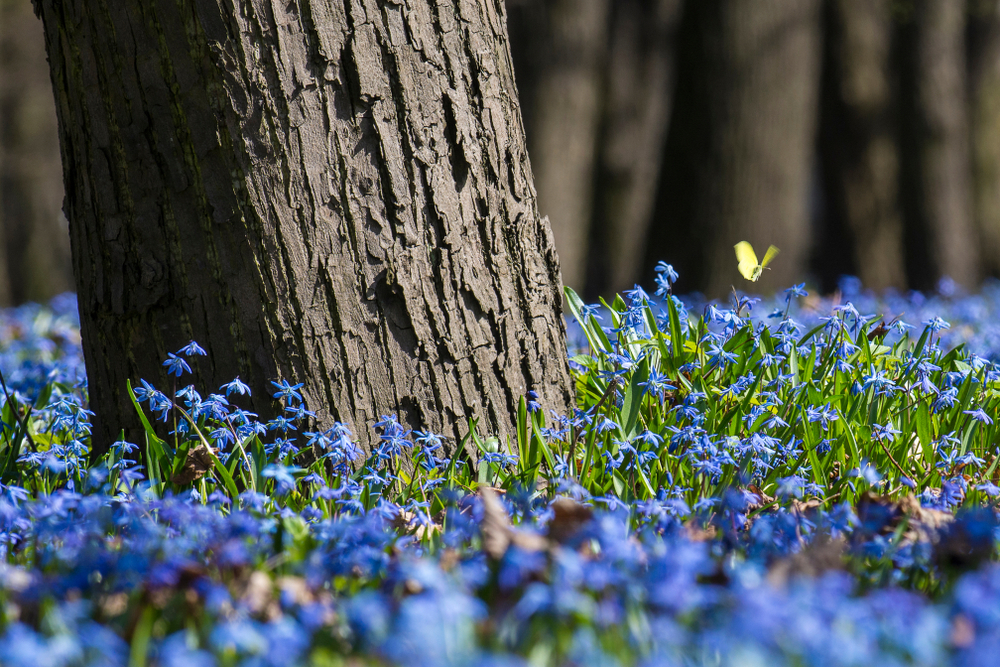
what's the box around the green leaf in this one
[127,379,169,495]
[636,464,656,499]
[565,286,608,354]
[611,469,627,498]
[531,417,557,474]
[798,322,827,346]
[590,314,613,355]
[621,357,650,439]
[516,396,530,475]
[129,606,155,667]
[444,421,476,488]
[250,435,267,491]
[801,345,819,385]
[666,296,686,366]
[915,400,934,466]
[179,411,241,500]
[644,305,671,366]
[209,449,239,499]
[911,326,931,361]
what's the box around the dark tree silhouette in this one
[586,0,682,299]
[507,0,610,292]
[897,0,978,289]
[0,0,72,305]
[816,0,905,292]
[968,0,1000,279]
[648,0,822,297]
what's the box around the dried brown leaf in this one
[242,571,273,615]
[276,576,313,606]
[392,509,442,540]
[683,519,717,542]
[99,592,129,618]
[747,484,775,512]
[170,443,216,485]
[855,492,954,546]
[951,613,976,648]
[479,487,548,559]
[480,488,512,559]
[897,494,954,545]
[790,498,823,515]
[546,496,592,544]
[766,535,846,587]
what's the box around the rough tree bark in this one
[586,0,681,299]
[816,0,905,292]
[0,0,73,305]
[897,0,978,290]
[647,0,822,297]
[34,0,573,455]
[967,0,1000,278]
[506,0,609,291]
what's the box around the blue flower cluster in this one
[3,274,1000,664]
[0,486,997,666]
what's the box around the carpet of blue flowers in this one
[7,269,1000,665]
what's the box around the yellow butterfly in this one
[734,241,779,282]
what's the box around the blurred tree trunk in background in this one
[967,0,1000,279]
[36,0,573,454]
[0,40,7,307]
[816,0,905,292]
[898,0,978,290]
[585,0,682,299]
[507,0,609,291]
[0,0,72,305]
[648,0,822,297]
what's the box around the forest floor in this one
[0,273,998,664]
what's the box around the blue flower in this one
[162,352,192,377]
[110,439,138,456]
[594,416,620,434]
[933,387,959,413]
[784,283,808,299]
[965,408,994,425]
[262,464,302,496]
[158,631,214,667]
[178,341,207,357]
[851,462,883,486]
[776,475,806,499]
[221,376,252,396]
[871,422,901,442]
[654,261,679,285]
[923,316,951,332]
[270,379,305,403]
[977,481,1000,497]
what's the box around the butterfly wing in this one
[734,241,758,280]
[760,244,780,268]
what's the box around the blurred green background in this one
[4,0,1000,302]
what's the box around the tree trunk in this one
[0,38,10,309]
[0,33,7,308]
[586,0,682,299]
[35,0,573,456]
[897,0,978,290]
[647,0,822,297]
[506,0,610,291]
[815,0,905,292]
[0,0,72,305]
[967,0,1000,279]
